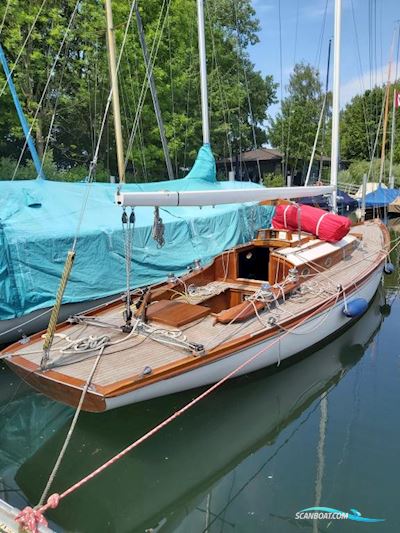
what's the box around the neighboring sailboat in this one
[1,0,391,411]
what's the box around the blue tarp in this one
[364,185,400,208]
[0,145,275,320]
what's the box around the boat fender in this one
[384,262,394,275]
[342,298,368,318]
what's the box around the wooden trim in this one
[7,358,106,412]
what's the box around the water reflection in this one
[0,370,71,516]
[10,288,385,532]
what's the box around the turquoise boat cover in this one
[0,145,275,320]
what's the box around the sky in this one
[249,0,400,118]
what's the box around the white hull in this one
[106,266,383,409]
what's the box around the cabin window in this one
[238,247,269,281]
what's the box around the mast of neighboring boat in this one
[135,5,174,180]
[379,29,396,186]
[389,22,400,189]
[105,0,126,184]
[330,0,342,213]
[196,0,210,145]
[0,42,45,180]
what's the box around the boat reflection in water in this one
[0,374,71,514]
[15,288,386,533]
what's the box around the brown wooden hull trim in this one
[7,359,106,412]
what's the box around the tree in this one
[268,63,326,178]
[0,0,277,181]
[340,84,400,165]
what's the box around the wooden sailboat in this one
[14,289,384,532]
[1,0,390,412]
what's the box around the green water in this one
[1,238,400,532]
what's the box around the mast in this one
[105,0,125,184]
[379,31,395,185]
[389,23,400,188]
[135,5,174,180]
[196,0,210,145]
[0,42,45,180]
[330,0,342,213]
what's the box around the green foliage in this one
[263,172,284,187]
[337,159,400,186]
[0,0,276,181]
[340,84,400,164]
[268,62,328,175]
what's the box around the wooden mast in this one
[105,0,125,184]
[379,30,396,185]
[389,23,400,188]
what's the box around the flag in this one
[396,89,400,110]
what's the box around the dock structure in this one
[0,498,54,533]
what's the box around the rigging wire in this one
[314,0,329,71]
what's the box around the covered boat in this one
[0,145,274,344]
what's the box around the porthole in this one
[301,267,310,276]
[324,257,333,268]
